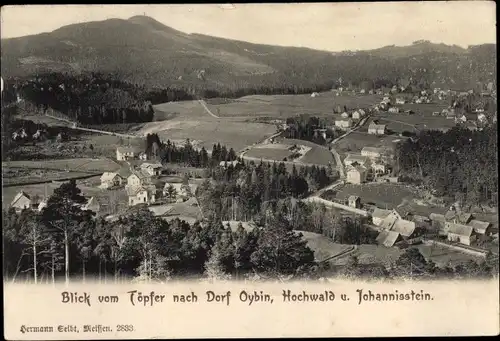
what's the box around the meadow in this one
[323,183,415,209]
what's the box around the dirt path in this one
[197,99,220,119]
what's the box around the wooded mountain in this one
[1,16,496,92]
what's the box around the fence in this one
[422,239,489,258]
[304,197,370,217]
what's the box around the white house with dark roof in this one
[368,122,386,135]
[334,119,353,130]
[10,191,32,212]
[116,146,140,161]
[469,220,491,235]
[127,185,157,206]
[99,172,124,189]
[361,147,386,159]
[140,162,163,176]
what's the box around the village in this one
[9,81,498,263]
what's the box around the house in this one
[140,162,163,176]
[368,122,387,135]
[361,147,385,159]
[348,195,361,209]
[344,154,370,167]
[477,113,488,124]
[444,210,473,225]
[468,220,491,235]
[127,185,157,206]
[334,119,353,130]
[37,199,48,212]
[390,219,416,238]
[116,146,139,161]
[465,121,478,131]
[376,230,401,247]
[10,191,32,212]
[388,107,400,114]
[446,223,475,245]
[455,114,467,124]
[138,152,148,161]
[126,171,152,190]
[395,98,406,105]
[83,197,100,213]
[352,110,363,120]
[368,90,374,95]
[341,112,350,118]
[346,165,367,184]
[379,210,402,230]
[372,208,393,226]
[360,89,366,94]
[311,92,320,97]
[100,172,124,189]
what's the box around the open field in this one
[333,131,404,157]
[372,111,457,133]
[205,92,382,119]
[298,231,352,262]
[324,183,415,209]
[2,167,96,186]
[245,137,335,166]
[3,157,121,173]
[141,102,277,151]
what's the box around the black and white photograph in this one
[1,3,498,289]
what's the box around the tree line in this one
[396,126,498,207]
[3,180,496,284]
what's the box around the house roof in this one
[347,164,367,174]
[376,230,400,247]
[391,219,416,237]
[100,172,119,182]
[11,191,31,206]
[469,220,490,233]
[348,195,360,201]
[429,213,446,223]
[446,223,473,237]
[130,170,152,181]
[344,153,369,165]
[369,122,386,129]
[126,185,156,197]
[372,208,392,220]
[380,214,399,230]
[445,211,473,224]
[140,162,163,169]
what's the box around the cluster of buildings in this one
[344,146,394,185]
[9,190,99,214]
[372,208,419,247]
[334,108,367,131]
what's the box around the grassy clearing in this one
[3,158,121,173]
[2,167,95,186]
[334,132,402,157]
[297,231,351,262]
[325,183,415,209]
[245,147,291,161]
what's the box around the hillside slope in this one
[1,16,496,91]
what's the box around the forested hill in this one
[1,16,496,92]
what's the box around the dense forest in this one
[3,181,497,284]
[396,126,498,207]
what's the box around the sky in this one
[0,3,496,52]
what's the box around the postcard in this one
[1,2,498,339]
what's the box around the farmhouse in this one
[469,220,491,235]
[446,223,475,245]
[334,119,353,130]
[140,162,163,176]
[352,110,365,120]
[126,171,152,190]
[368,122,386,135]
[341,112,350,118]
[127,185,157,206]
[344,154,370,167]
[388,107,400,114]
[116,146,140,161]
[346,165,367,184]
[372,208,393,226]
[361,147,385,159]
[100,172,124,189]
[395,98,406,105]
[10,191,32,212]
[371,163,387,176]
